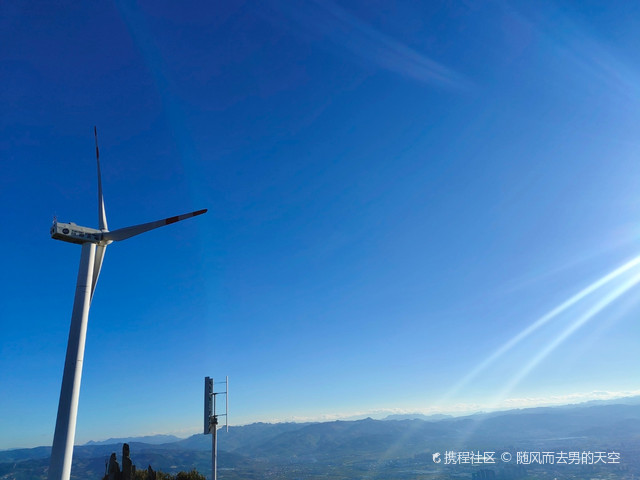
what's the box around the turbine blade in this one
[103,209,207,242]
[95,126,108,231]
[91,244,106,300]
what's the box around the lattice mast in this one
[204,376,228,480]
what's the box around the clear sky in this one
[2,0,640,450]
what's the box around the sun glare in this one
[441,254,640,402]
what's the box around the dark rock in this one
[107,452,120,480]
[122,443,132,480]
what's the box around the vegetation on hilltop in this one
[133,469,205,480]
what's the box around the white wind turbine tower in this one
[48,128,207,480]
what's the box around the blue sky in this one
[2,0,640,449]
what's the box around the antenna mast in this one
[204,376,228,480]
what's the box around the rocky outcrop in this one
[102,443,149,480]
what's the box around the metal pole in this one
[212,416,218,480]
[49,243,96,480]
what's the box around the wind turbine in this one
[47,128,207,480]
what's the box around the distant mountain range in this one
[3,399,640,479]
[383,413,453,421]
[84,434,182,446]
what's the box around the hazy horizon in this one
[5,390,640,450]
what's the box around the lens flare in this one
[443,254,640,400]
[495,269,640,399]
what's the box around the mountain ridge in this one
[3,400,639,479]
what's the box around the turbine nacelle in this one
[50,220,105,245]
